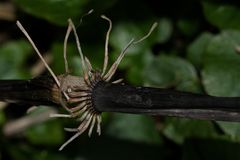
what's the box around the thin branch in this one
[133,22,158,44]
[103,38,135,81]
[16,21,70,100]
[3,108,57,137]
[16,21,60,88]
[101,15,112,76]
[63,23,72,73]
[68,19,87,77]
[30,53,52,76]
[103,22,158,81]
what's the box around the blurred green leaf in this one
[187,32,213,68]
[217,122,240,141]
[156,18,173,43]
[110,19,172,56]
[110,22,153,57]
[182,138,240,160]
[106,113,162,144]
[14,0,88,26]
[25,107,64,145]
[80,43,107,70]
[51,42,76,74]
[203,2,240,30]
[202,30,240,96]
[177,19,200,37]
[0,110,6,126]
[144,55,201,92]
[9,144,67,160]
[26,119,64,145]
[0,40,32,79]
[125,50,153,85]
[51,42,105,76]
[8,144,36,160]
[163,118,218,144]
[109,21,159,84]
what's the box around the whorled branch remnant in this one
[15,11,158,151]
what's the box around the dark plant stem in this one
[92,81,240,121]
[1,76,240,121]
[0,76,58,106]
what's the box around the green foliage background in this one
[1,0,240,159]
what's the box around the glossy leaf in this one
[126,50,154,85]
[51,42,105,76]
[156,18,173,43]
[218,122,240,141]
[0,110,6,126]
[25,107,64,145]
[182,138,240,160]
[144,55,201,92]
[0,40,32,79]
[187,32,213,68]
[51,42,77,74]
[163,118,218,144]
[110,19,172,55]
[8,144,67,160]
[177,19,200,37]
[202,30,240,96]
[106,113,162,144]
[110,22,152,57]
[203,2,240,30]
